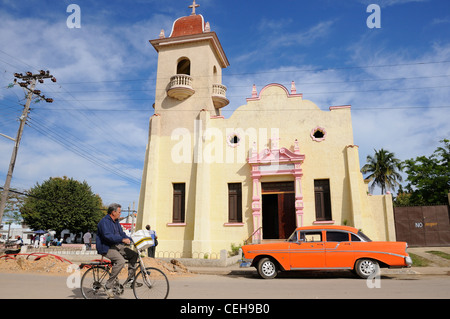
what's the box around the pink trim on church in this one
[246,83,303,102]
[329,105,351,111]
[310,126,327,142]
[247,139,305,243]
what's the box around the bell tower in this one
[149,2,230,133]
[137,2,230,257]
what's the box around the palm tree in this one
[361,149,403,194]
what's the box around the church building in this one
[136,3,396,258]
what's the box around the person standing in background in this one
[83,231,92,250]
[145,224,158,258]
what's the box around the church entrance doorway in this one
[261,182,296,239]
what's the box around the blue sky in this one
[0,0,449,213]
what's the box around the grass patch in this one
[408,253,431,267]
[426,251,450,260]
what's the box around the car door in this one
[289,230,326,269]
[324,231,354,268]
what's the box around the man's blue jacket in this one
[96,214,131,255]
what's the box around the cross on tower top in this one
[189,0,200,15]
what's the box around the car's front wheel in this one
[257,257,278,279]
[354,258,380,279]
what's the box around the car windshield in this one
[287,230,297,242]
[357,231,372,242]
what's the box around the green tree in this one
[361,148,403,194]
[20,177,105,234]
[402,139,450,205]
[393,185,412,206]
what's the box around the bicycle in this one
[80,243,169,299]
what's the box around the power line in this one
[26,83,448,104]
[28,112,141,170]
[1,47,449,88]
[2,55,449,110]
[41,73,450,92]
[26,116,141,186]
[38,77,143,156]
[47,60,450,85]
[28,105,450,112]
[0,49,40,72]
[25,84,448,104]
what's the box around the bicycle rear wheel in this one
[80,266,110,299]
[133,267,169,299]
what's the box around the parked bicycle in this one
[80,242,169,299]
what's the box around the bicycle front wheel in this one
[80,266,110,299]
[133,267,169,299]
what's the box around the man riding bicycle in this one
[96,203,139,297]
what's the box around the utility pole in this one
[0,70,56,224]
[132,201,136,234]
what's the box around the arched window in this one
[177,58,190,75]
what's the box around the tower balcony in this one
[212,83,229,108]
[167,74,195,100]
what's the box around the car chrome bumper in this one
[405,256,412,268]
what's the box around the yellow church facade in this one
[136,7,396,258]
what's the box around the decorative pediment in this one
[248,139,305,176]
[248,139,305,165]
[248,147,304,165]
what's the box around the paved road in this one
[0,270,449,300]
[171,271,450,299]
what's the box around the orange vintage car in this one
[240,225,412,279]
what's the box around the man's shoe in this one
[124,279,143,288]
[105,288,115,298]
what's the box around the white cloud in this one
[346,40,450,182]
[431,16,450,25]
[0,9,172,205]
[231,19,336,68]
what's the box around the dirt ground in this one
[0,254,193,278]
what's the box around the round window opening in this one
[227,133,241,147]
[313,130,324,139]
[311,127,327,142]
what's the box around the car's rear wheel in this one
[354,258,380,279]
[257,257,278,279]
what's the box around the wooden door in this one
[278,192,296,239]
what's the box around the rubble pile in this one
[139,257,192,277]
[0,254,192,278]
[0,255,69,274]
